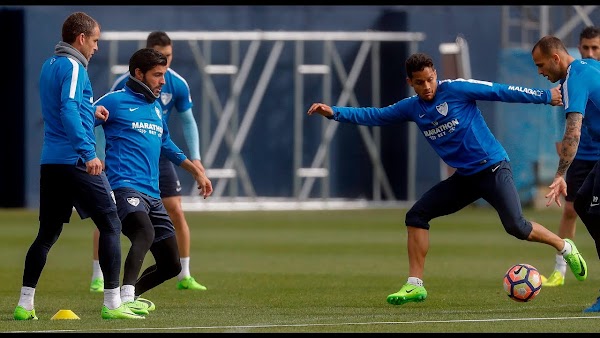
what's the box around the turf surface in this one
[0,206,599,332]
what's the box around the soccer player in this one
[93,48,213,315]
[306,52,588,306]
[89,31,207,292]
[13,12,142,320]
[532,35,600,312]
[540,26,600,287]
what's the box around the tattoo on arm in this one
[557,113,582,176]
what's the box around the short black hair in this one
[532,35,569,56]
[146,31,172,48]
[61,12,99,44]
[405,53,434,79]
[128,48,168,76]
[580,26,600,41]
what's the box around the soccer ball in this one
[503,263,542,302]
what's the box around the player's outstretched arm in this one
[306,103,334,118]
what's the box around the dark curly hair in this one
[405,53,435,79]
[129,48,168,76]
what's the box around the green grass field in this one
[1,206,599,333]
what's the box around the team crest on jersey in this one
[160,92,172,106]
[436,102,448,116]
[155,106,162,120]
[127,197,140,207]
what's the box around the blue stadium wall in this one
[2,5,589,208]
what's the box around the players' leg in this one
[482,161,586,281]
[137,197,181,295]
[15,164,73,320]
[560,159,594,239]
[387,170,479,305]
[73,162,122,290]
[572,161,600,312]
[543,159,593,286]
[573,160,600,259]
[22,164,74,288]
[482,161,561,245]
[110,188,155,315]
[405,172,479,279]
[159,156,205,290]
[89,227,104,292]
[71,162,143,319]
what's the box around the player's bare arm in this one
[546,112,582,207]
[180,159,213,199]
[306,103,333,118]
[192,159,205,174]
[557,112,582,177]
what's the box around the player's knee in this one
[504,219,531,240]
[162,259,181,280]
[405,209,431,230]
[122,211,155,250]
[163,198,184,216]
[92,211,122,235]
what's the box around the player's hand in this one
[196,173,213,199]
[192,159,206,174]
[95,105,110,121]
[86,157,104,176]
[545,176,567,207]
[549,85,563,107]
[306,103,334,118]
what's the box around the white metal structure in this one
[100,30,426,209]
[502,5,598,49]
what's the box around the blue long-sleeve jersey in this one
[39,55,98,164]
[332,79,553,175]
[561,58,600,161]
[94,85,187,199]
[111,68,200,160]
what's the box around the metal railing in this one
[100,30,426,202]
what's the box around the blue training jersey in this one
[332,79,552,175]
[111,68,193,122]
[93,85,187,199]
[561,58,600,161]
[39,55,98,165]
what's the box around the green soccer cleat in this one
[135,297,155,311]
[123,300,150,315]
[14,305,38,320]
[101,304,145,319]
[176,276,207,291]
[386,283,428,305]
[90,278,104,293]
[540,270,565,287]
[563,239,587,281]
